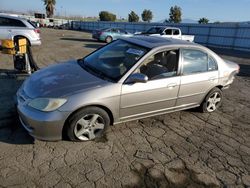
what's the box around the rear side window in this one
[182,49,208,75]
[0,17,26,27]
[173,29,180,35]
[208,56,218,71]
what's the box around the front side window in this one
[136,49,179,80]
[81,40,148,82]
[146,27,164,34]
[165,29,172,35]
[182,49,208,75]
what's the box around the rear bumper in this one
[30,39,41,46]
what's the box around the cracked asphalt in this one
[0,29,250,187]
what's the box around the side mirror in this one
[125,73,148,84]
[160,32,165,35]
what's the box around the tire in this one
[105,36,113,43]
[66,107,110,141]
[201,88,223,113]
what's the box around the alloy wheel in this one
[74,114,105,141]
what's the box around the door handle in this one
[167,83,177,88]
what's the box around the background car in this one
[0,15,41,46]
[17,36,239,142]
[136,26,195,42]
[92,27,133,43]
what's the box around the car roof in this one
[149,26,180,30]
[122,35,200,49]
[0,14,26,22]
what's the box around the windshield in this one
[145,27,164,34]
[82,40,148,82]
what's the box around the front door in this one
[120,49,181,120]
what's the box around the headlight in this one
[28,98,67,112]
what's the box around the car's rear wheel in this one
[201,88,223,113]
[66,107,110,141]
[105,36,113,43]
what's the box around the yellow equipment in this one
[1,39,15,55]
[1,38,27,54]
[1,38,38,74]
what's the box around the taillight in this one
[237,64,240,73]
[34,29,40,34]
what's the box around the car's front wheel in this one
[201,88,223,113]
[66,107,110,141]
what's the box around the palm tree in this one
[43,0,56,18]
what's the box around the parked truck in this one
[137,26,195,42]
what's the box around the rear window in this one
[27,20,37,28]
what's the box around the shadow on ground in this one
[60,37,100,43]
[0,70,34,144]
[60,37,104,49]
[238,64,250,77]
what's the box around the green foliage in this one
[99,11,116,21]
[198,17,209,24]
[141,9,153,22]
[169,5,182,23]
[43,0,56,18]
[128,11,139,22]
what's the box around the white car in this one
[137,26,195,42]
[0,15,41,46]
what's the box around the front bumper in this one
[17,104,70,141]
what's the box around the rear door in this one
[0,17,11,39]
[176,48,219,107]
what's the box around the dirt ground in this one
[0,28,250,187]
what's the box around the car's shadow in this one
[0,70,34,145]
[60,37,99,43]
[238,64,250,77]
[60,37,105,49]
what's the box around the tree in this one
[128,11,139,22]
[141,9,153,22]
[169,5,182,23]
[43,0,56,18]
[198,17,209,24]
[99,11,116,21]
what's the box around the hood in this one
[23,60,108,98]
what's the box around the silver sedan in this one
[16,36,239,141]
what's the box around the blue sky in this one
[0,0,249,22]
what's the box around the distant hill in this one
[182,19,197,23]
[157,18,197,24]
